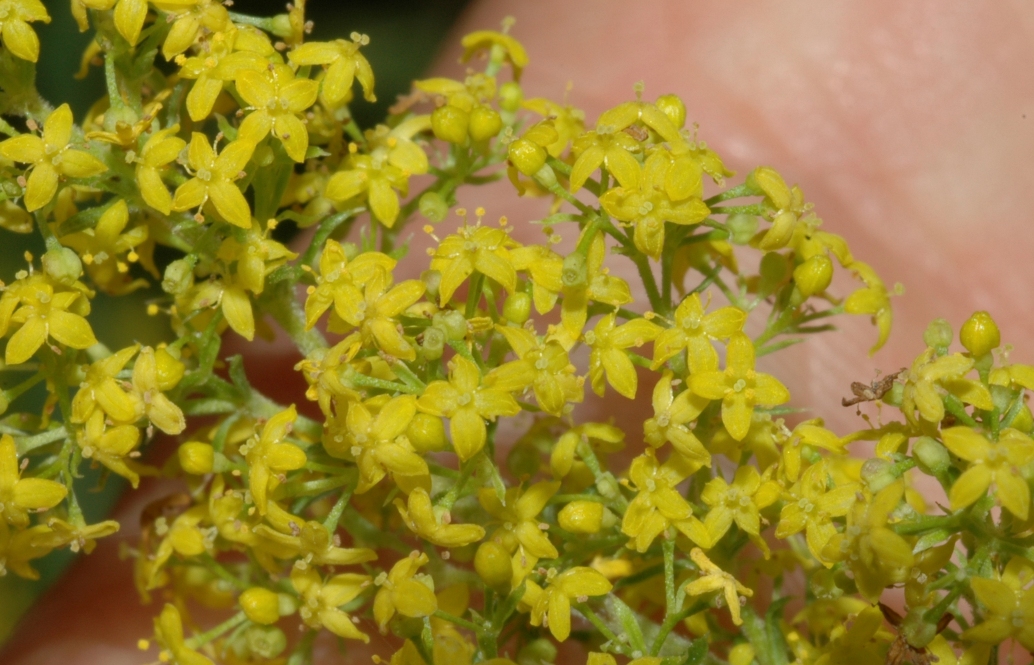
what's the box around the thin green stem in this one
[186,611,248,649]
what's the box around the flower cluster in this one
[0,4,1029,665]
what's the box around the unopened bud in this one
[418,192,449,222]
[431,105,470,144]
[561,252,588,288]
[407,412,448,452]
[793,254,833,297]
[499,81,523,113]
[42,246,83,285]
[558,500,604,534]
[432,310,467,341]
[474,541,512,591]
[246,626,287,659]
[960,311,1000,357]
[178,442,214,474]
[913,436,950,475]
[508,138,548,176]
[469,106,503,141]
[654,94,687,129]
[517,637,558,665]
[240,587,281,625]
[420,326,445,361]
[503,292,532,324]
[922,318,953,350]
[726,213,758,245]
[162,258,195,295]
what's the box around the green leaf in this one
[605,595,647,655]
[475,451,507,505]
[252,140,294,222]
[679,637,709,665]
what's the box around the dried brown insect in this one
[842,368,907,407]
[879,602,953,665]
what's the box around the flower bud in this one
[517,638,558,665]
[860,458,895,493]
[178,442,214,475]
[419,192,449,222]
[433,310,467,341]
[922,318,953,349]
[268,13,294,37]
[793,255,833,297]
[246,626,287,659]
[503,292,532,324]
[155,347,185,390]
[240,587,281,625]
[561,252,588,288]
[407,412,448,452]
[533,163,557,189]
[162,258,195,295]
[726,213,758,245]
[431,105,470,144]
[474,541,512,591]
[420,326,446,361]
[499,81,523,113]
[655,94,687,129]
[42,246,83,286]
[558,500,604,534]
[960,311,1000,357]
[912,436,950,475]
[469,106,503,142]
[508,138,548,176]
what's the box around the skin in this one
[4,1,1034,662]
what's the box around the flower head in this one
[529,567,612,642]
[373,551,438,632]
[0,0,50,61]
[237,64,319,162]
[684,547,753,626]
[942,426,1034,520]
[288,34,376,106]
[243,405,306,515]
[171,133,255,228]
[0,434,67,527]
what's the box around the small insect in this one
[879,602,954,665]
[842,368,907,407]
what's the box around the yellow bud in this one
[474,541,513,591]
[792,254,833,297]
[431,105,470,144]
[502,292,532,325]
[655,94,687,129]
[468,106,502,141]
[507,137,548,176]
[557,500,604,534]
[155,347,185,390]
[960,311,1000,357]
[499,81,523,112]
[178,442,214,474]
[240,587,281,625]
[407,412,448,452]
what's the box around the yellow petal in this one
[949,464,992,511]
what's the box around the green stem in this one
[322,478,356,533]
[663,535,677,617]
[575,604,629,656]
[185,611,249,649]
[651,601,708,656]
[433,610,483,634]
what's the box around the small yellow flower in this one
[70,345,139,424]
[460,29,528,80]
[77,0,147,46]
[237,64,319,162]
[242,405,306,515]
[0,520,55,579]
[44,516,119,554]
[522,97,586,158]
[556,231,633,347]
[132,346,186,435]
[0,104,107,211]
[812,606,887,665]
[961,556,1034,651]
[153,603,214,665]
[941,426,1034,519]
[288,34,376,106]
[0,274,97,365]
[549,422,625,479]
[843,261,893,354]
[373,551,438,632]
[777,419,846,484]
[585,313,660,399]
[683,547,753,626]
[253,518,376,569]
[325,269,425,361]
[292,567,372,642]
[495,325,583,416]
[479,480,560,560]
[151,0,230,60]
[394,486,485,548]
[304,241,396,329]
[643,370,711,465]
[136,124,186,214]
[529,567,612,642]
[748,167,812,251]
[171,133,255,228]
[621,449,698,553]
[569,122,641,193]
[776,461,858,565]
[0,0,50,62]
[689,332,790,442]
[0,433,67,527]
[418,355,522,461]
[652,293,746,372]
[176,26,272,122]
[901,347,993,425]
[146,505,208,589]
[61,199,149,295]
[77,409,143,486]
[596,95,684,144]
[325,153,412,227]
[699,465,779,551]
[430,217,519,306]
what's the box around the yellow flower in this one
[698,465,779,551]
[495,325,583,416]
[176,25,272,122]
[237,64,319,162]
[415,74,501,144]
[522,97,586,158]
[373,551,438,632]
[304,242,396,328]
[600,150,711,260]
[460,29,528,80]
[777,419,847,483]
[132,346,186,434]
[171,133,255,228]
[146,505,208,590]
[776,460,858,565]
[652,293,746,372]
[549,422,625,479]
[0,274,97,365]
[901,348,993,425]
[153,603,214,665]
[961,556,1034,651]
[0,520,55,578]
[253,518,376,569]
[136,124,187,214]
[77,410,143,486]
[941,426,1034,519]
[556,231,633,347]
[643,370,711,465]
[621,449,698,552]
[821,480,914,600]
[418,355,522,461]
[0,434,67,527]
[568,123,640,193]
[479,481,560,560]
[748,167,812,251]
[0,104,107,211]
[292,567,372,642]
[689,332,790,441]
[596,96,684,144]
[151,0,230,60]
[77,0,147,46]
[529,567,612,642]
[363,116,431,176]
[843,261,893,354]
[684,547,753,626]
[44,516,119,554]
[243,405,306,515]
[430,217,519,306]
[394,486,485,548]
[288,34,376,106]
[325,153,412,227]
[61,199,149,295]
[0,0,49,61]
[325,268,425,360]
[585,313,660,399]
[324,394,426,493]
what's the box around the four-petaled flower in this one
[901,347,993,425]
[237,64,320,162]
[622,449,699,552]
[61,199,149,295]
[495,325,583,416]
[394,486,485,548]
[0,0,50,62]
[528,567,612,642]
[242,405,306,515]
[430,218,519,306]
[304,241,395,329]
[0,273,97,365]
[292,567,372,642]
[372,551,438,633]
[652,293,745,372]
[288,33,377,106]
[585,313,660,399]
[684,547,753,626]
[962,556,1034,651]
[942,426,1034,520]
[643,371,711,466]
[0,434,67,527]
[326,268,425,360]
[479,480,560,560]
[172,133,255,228]
[776,460,859,565]
[135,124,187,214]
[698,465,779,553]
